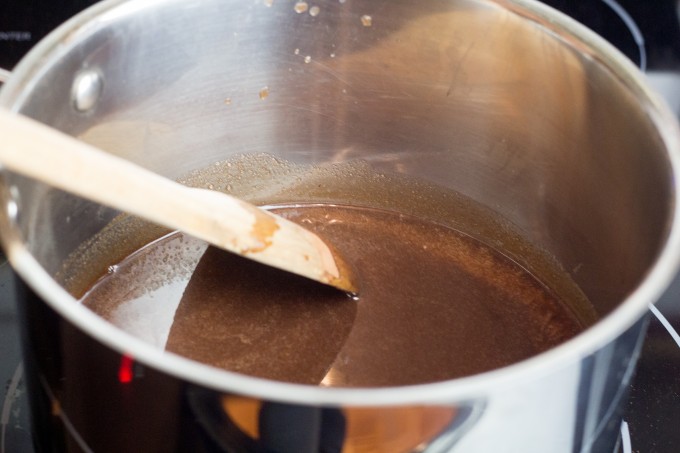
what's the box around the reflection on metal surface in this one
[71,69,103,113]
[37,376,93,453]
[220,396,467,452]
[0,68,10,84]
[577,319,648,453]
[320,367,338,387]
[0,363,22,453]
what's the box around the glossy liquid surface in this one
[81,204,584,387]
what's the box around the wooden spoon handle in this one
[0,110,356,292]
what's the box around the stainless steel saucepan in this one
[1,0,679,451]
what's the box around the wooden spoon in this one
[0,110,356,293]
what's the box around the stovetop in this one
[1,261,32,453]
[1,1,680,452]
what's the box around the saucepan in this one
[1,0,679,451]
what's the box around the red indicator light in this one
[118,355,134,384]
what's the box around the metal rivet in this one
[7,185,19,221]
[71,69,103,112]
[6,199,18,221]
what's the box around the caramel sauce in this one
[81,204,585,387]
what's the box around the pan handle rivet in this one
[72,69,103,112]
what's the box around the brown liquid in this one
[81,204,584,387]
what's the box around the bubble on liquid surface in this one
[304,55,311,64]
[309,5,320,16]
[361,15,372,27]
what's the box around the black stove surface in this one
[1,261,32,453]
[626,285,680,452]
